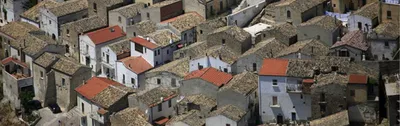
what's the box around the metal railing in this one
[286,84,302,93]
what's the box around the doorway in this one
[277,115,283,124]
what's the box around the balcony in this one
[89,112,104,124]
[286,84,302,93]
[384,0,400,4]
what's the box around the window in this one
[17,50,20,56]
[339,50,349,57]
[158,104,162,112]
[350,90,355,96]
[157,79,161,84]
[135,43,144,53]
[222,39,225,44]
[272,96,278,105]
[144,48,147,53]
[62,78,65,86]
[385,41,389,48]
[171,78,176,87]
[287,10,291,18]
[106,54,109,63]
[93,3,97,12]
[316,35,320,40]
[184,33,187,41]
[158,50,160,55]
[320,93,325,102]
[81,103,85,113]
[200,30,203,34]
[223,68,228,73]
[40,71,44,78]
[333,4,336,7]
[118,16,121,23]
[66,29,70,35]
[235,20,237,25]
[65,44,70,53]
[122,74,125,83]
[168,100,172,108]
[387,11,392,19]
[272,79,278,86]
[252,63,257,71]
[133,32,136,36]
[331,66,338,71]
[131,78,135,84]
[226,124,230,126]
[86,45,89,53]
[358,22,362,30]
[147,13,150,18]
[167,49,169,54]
[130,19,134,25]
[49,20,51,24]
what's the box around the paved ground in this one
[35,107,81,126]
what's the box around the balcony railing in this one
[286,84,302,93]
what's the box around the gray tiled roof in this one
[331,30,368,51]
[373,21,399,38]
[211,26,251,42]
[110,3,145,18]
[276,39,329,57]
[221,71,258,96]
[112,107,151,126]
[276,0,327,13]
[61,15,107,35]
[167,110,205,126]
[108,39,130,55]
[198,17,227,30]
[34,52,61,68]
[0,21,40,39]
[299,16,341,32]
[309,110,349,126]
[145,29,181,47]
[210,104,246,122]
[150,0,181,8]
[51,57,87,75]
[147,57,189,77]
[132,20,157,35]
[91,85,134,108]
[179,94,217,108]
[286,59,315,78]
[48,0,88,17]
[137,87,177,107]
[168,12,205,32]
[240,38,287,58]
[193,45,240,64]
[353,1,378,19]
[313,73,349,87]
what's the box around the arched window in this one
[287,10,291,18]
[65,44,70,53]
[52,34,56,40]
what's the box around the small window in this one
[387,11,392,19]
[171,78,176,87]
[320,93,325,102]
[62,78,65,86]
[81,103,85,113]
[333,4,336,7]
[385,41,389,48]
[157,79,161,84]
[122,74,125,83]
[331,66,338,71]
[287,10,291,18]
[200,30,203,34]
[118,16,121,23]
[147,13,150,18]
[263,34,266,37]
[93,3,97,12]
[168,100,172,108]
[272,96,278,105]
[226,124,231,126]
[158,104,162,112]
[223,68,228,73]
[252,63,257,71]
[133,32,136,36]
[222,39,225,44]
[158,50,160,55]
[40,71,44,78]
[358,22,362,30]
[66,29,70,35]
[350,90,355,96]
[49,20,51,24]
[131,78,135,84]
[272,79,278,86]
[167,50,169,54]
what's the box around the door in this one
[292,112,296,121]
[277,115,283,124]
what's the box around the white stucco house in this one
[347,2,379,33]
[1,0,29,24]
[258,58,312,124]
[206,104,250,126]
[100,39,130,79]
[189,55,232,73]
[79,26,126,75]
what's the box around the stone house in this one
[20,0,59,28]
[348,1,379,33]
[126,20,156,38]
[311,73,348,119]
[109,3,146,32]
[258,58,313,124]
[110,107,152,126]
[368,21,399,61]
[145,57,189,89]
[128,87,178,125]
[384,82,400,126]
[243,23,273,44]
[262,0,328,26]
[330,30,369,61]
[0,0,29,24]
[206,104,250,126]
[0,21,39,59]
[51,57,92,111]
[75,77,134,126]
[116,56,153,88]
[379,0,400,25]
[159,12,205,45]
[180,67,233,99]
[1,57,33,110]
[275,39,329,59]
[87,0,133,19]
[189,45,239,73]
[232,38,287,74]
[136,0,164,7]
[79,26,126,75]
[166,110,205,126]
[258,23,297,46]
[196,17,226,42]
[347,74,368,106]
[172,41,207,60]
[217,71,258,118]
[100,39,130,79]
[60,16,107,61]
[309,110,349,126]
[331,0,375,14]
[183,0,241,19]
[297,15,342,46]
[206,26,252,54]
[176,94,217,117]
[143,29,182,63]
[39,0,89,40]
[140,0,183,23]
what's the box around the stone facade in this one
[206,26,252,54]
[311,82,347,119]
[180,78,219,99]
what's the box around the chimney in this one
[160,97,164,102]
[362,54,366,61]
[110,28,115,32]
[297,53,301,59]
[146,37,150,41]
[311,46,314,54]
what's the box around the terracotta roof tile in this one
[1,57,28,68]
[348,74,368,84]
[259,58,289,76]
[75,77,121,100]
[331,30,368,51]
[184,67,233,87]
[131,37,159,49]
[87,26,126,45]
[119,56,153,74]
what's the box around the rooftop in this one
[149,0,181,8]
[299,16,341,32]
[385,82,400,96]
[240,38,288,58]
[145,29,181,47]
[21,0,59,22]
[1,57,28,68]
[61,16,107,39]
[162,12,205,32]
[373,21,400,38]
[131,20,157,35]
[167,110,204,126]
[184,67,233,87]
[331,30,368,51]
[353,1,379,19]
[0,21,40,39]
[314,73,349,87]
[179,94,217,108]
[51,57,87,75]
[348,74,368,84]
[75,77,121,99]
[275,39,329,57]
[193,45,239,64]
[275,0,327,13]
[210,104,246,122]
[259,58,289,76]
[34,52,61,68]
[108,39,131,55]
[198,17,227,30]
[48,0,88,17]
[86,26,126,45]
[309,110,349,126]
[111,107,151,126]
[110,3,146,18]
[211,26,251,42]
[243,23,273,37]
[221,71,258,96]
[147,57,189,77]
[119,56,153,74]
[131,37,159,49]
[136,87,177,107]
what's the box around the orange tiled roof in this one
[184,67,233,87]
[302,79,314,83]
[259,58,289,76]
[75,77,121,100]
[1,57,28,68]
[120,56,153,74]
[87,25,126,45]
[348,74,368,84]
[131,37,159,49]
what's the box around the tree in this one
[22,0,38,10]
[19,90,34,114]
